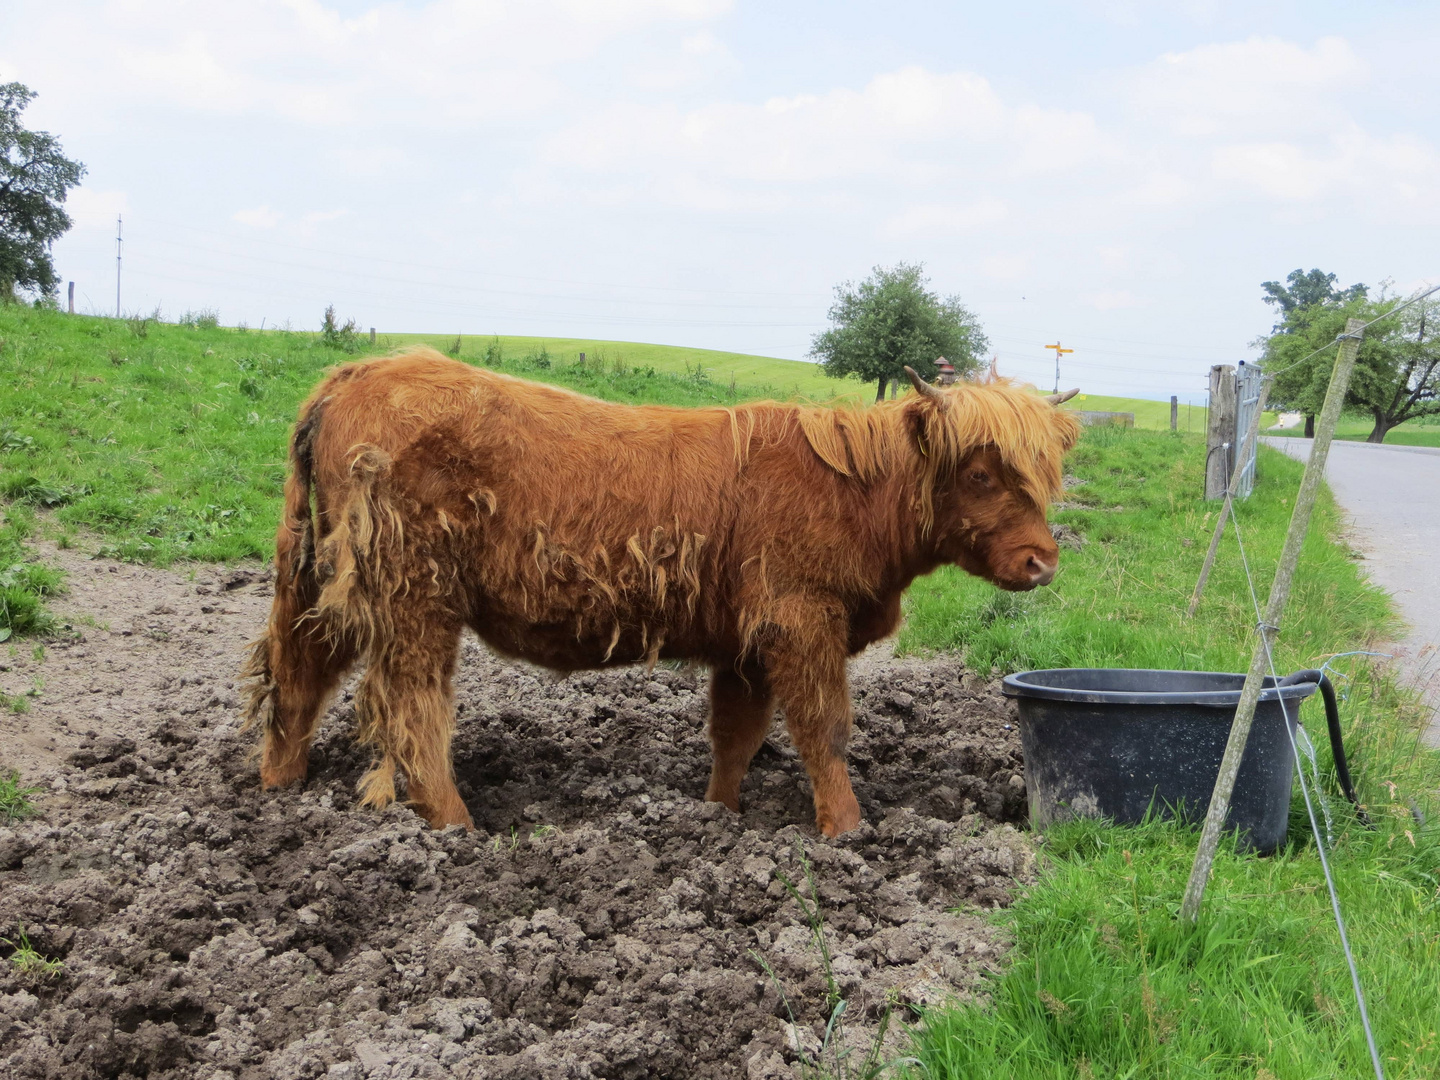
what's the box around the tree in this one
[810,263,988,402]
[1258,268,1366,434]
[0,83,85,301]
[1260,268,1366,329]
[1261,292,1440,443]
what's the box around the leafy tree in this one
[1260,268,1366,330]
[810,263,988,402]
[1261,292,1440,443]
[1258,268,1366,435]
[0,83,85,301]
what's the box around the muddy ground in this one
[0,546,1034,1079]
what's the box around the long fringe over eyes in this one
[796,378,1081,530]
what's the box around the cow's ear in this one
[902,392,939,458]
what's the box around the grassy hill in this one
[0,309,850,566]
[384,332,862,403]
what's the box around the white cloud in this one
[544,66,1098,193]
[4,0,732,127]
[234,205,283,229]
[1132,36,1363,137]
[881,199,1008,239]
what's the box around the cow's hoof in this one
[259,762,308,789]
[703,787,742,813]
[816,799,862,838]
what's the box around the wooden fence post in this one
[1171,396,1178,431]
[68,282,75,315]
[369,328,376,345]
[1204,365,1237,499]
[1180,318,1367,923]
[1188,378,1271,617]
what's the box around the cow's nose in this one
[1026,553,1056,586]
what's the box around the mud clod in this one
[0,548,1033,1078]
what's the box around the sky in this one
[3,0,1436,403]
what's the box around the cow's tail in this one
[240,396,332,737]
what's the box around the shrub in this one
[320,305,359,353]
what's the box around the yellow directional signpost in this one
[1044,342,1073,394]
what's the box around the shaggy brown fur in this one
[242,348,1080,836]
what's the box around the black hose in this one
[1278,669,1373,829]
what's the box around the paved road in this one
[1263,438,1440,746]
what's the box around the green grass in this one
[0,501,60,641]
[0,306,836,569]
[1060,394,1282,435]
[0,770,41,822]
[389,332,861,403]
[911,812,1440,1079]
[1,926,63,981]
[1059,394,1203,432]
[898,425,1440,1079]
[1265,413,1440,447]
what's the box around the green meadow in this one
[1266,413,1440,447]
[1,305,1436,1078]
[388,331,860,403]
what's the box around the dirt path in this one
[0,545,1033,1079]
[1264,438,1440,746]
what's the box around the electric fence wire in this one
[1221,487,1386,1080]
[1262,282,1440,379]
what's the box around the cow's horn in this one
[1045,388,1080,406]
[904,366,946,404]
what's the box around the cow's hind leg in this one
[247,573,358,790]
[762,604,862,837]
[705,663,774,812]
[354,614,473,830]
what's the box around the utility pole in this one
[1044,342,1073,393]
[115,214,123,318]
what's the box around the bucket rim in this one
[1001,667,1319,707]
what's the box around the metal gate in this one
[1233,361,1264,498]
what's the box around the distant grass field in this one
[1059,393,1203,432]
[1266,413,1440,447]
[386,332,862,403]
[1060,393,1284,435]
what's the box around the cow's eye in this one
[970,469,991,485]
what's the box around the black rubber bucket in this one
[1001,668,1320,854]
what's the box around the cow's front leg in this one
[705,662,774,812]
[763,605,862,837]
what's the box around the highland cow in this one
[243,349,1079,836]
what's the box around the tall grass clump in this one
[0,502,59,640]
